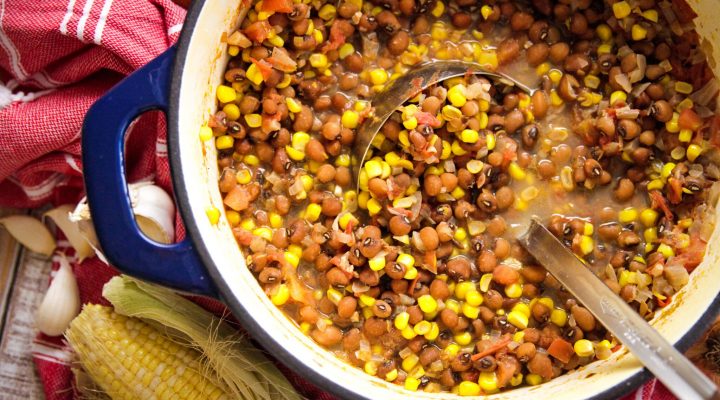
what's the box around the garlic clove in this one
[36,254,81,336]
[45,205,95,261]
[0,215,56,256]
[128,183,175,244]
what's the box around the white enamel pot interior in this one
[167,1,720,399]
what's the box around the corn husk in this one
[102,275,300,400]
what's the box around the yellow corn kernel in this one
[245,63,264,86]
[505,283,522,299]
[394,312,410,330]
[236,168,252,185]
[687,144,702,162]
[366,198,382,216]
[367,253,386,271]
[244,113,262,128]
[666,120,680,133]
[454,332,472,346]
[482,134,495,152]
[402,116,418,130]
[647,179,664,191]
[303,203,322,223]
[550,308,567,327]
[284,251,300,268]
[513,303,531,317]
[610,91,627,105]
[240,218,256,231]
[424,321,440,341]
[479,273,493,292]
[526,373,543,386]
[266,213,282,229]
[216,85,236,103]
[675,81,693,95]
[462,303,479,319]
[480,5,493,19]
[454,281,474,300]
[458,381,481,396]
[447,84,467,107]
[454,228,467,243]
[618,207,638,223]
[403,267,418,280]
[578,235,594,256]
[465,290,483,307]
[657,243,675,258]
[508,162,526,181]
[199,126,213,142]
[405,376,421,391]
[450,187,465,200]
[430,0,445,16]
[369,68,388,85]
[337,43,355,61]
[430,22,447,40]
[613,1,631,19]
[225,210,240,226]
[221,102,241,121]
[536,62,551,77]
[399,325,416,340]
[679,129,693,143]
[442,104,462,120]
[459,129,479,144]
[479,371,498,393]
[596,24,612,41]
[397,253,415,269]
[644,227,658,243]
[215,135,234,150]
[362,361,378,376]
[342,110,359,129]
[285,145,305,161]
[507,310,529,329]
[640,209,658,227]
[631,24,647,41]
[271,284,290,305]
[451,140,467,156]
[574,339,595,357]
[417,295,438,314]
[641,8,658,21]
[414,320,431,335]
[445,299,461,314]
[309,53,328,69]
[284,98,302,114]
[205,206,220,225]
[317,3,336,20]
[584,75,601,89]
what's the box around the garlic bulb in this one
[0,215,55,256]
[69,182,176,262]
[35,255,80,336]
[129,182,175,244]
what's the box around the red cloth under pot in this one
[0,0,683,399]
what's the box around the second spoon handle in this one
[520,219,719,400]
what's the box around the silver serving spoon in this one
[351,60,536,188]
[521,218,720,400]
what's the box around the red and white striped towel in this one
[0,0,704,399]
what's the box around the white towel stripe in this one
[65,153,82,173]
[167,23,183,36]
[0,0,28,80]
[93,0,113,45]
[8,173,67,200]
[59,0,78,35]
[76,0,95,42]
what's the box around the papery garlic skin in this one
[45,205,95,261]
[36,255,81,336]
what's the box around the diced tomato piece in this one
[667,177,683,205]
[243,21,272,43]
[547,338,574,364]
[261,0,293,13]
[678,108,702,131]
[674,234,707,271]
[672,0,698,23]
[415,111,441,128]
[649,190,674,221]
[224,186,251,211]
[250,57,273,80]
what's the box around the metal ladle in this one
[351,60,536,187]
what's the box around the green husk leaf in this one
[102,275,301,400]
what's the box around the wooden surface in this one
[0,208,49,399]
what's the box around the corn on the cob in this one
[66,304,229,400]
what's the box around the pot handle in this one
[82,47,217,296]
